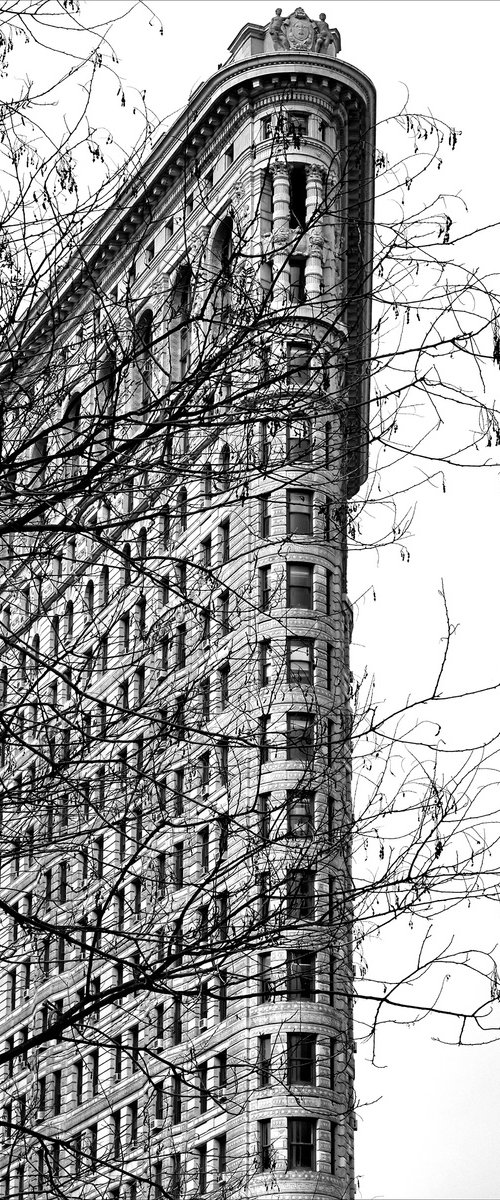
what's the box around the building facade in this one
[0,9,375,1200]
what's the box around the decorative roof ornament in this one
[268,7,340,55]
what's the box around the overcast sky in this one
[19,3,499,1196]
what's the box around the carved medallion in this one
[285,7,315,51]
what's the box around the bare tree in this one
[0,6,499,1200]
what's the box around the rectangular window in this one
[199,1062,208,1114]
[259,715,269,765]
[220,519,230,564]
[216,1133,227,1177]
[326,644,333,690]
[287,713,314,761]
[331,1121,337,1174]
[260,494,271,538]
[201,536,212,569]
[220,590,230,636]
[260,640,271,687]
[200,678,210,720]
[259,792,270,842]
[219,664,229,709]
[199,826,209,873]
[330,1038,336,1090]
[174,768,184,816]
[172,997,182,1045]
[258,952,272,1003]
[258,1119,272,1171]
[176,624,186,669]
[287,562,313,608]
[287,869,315,920]
[287,1033,316,1085]
[287,489,313,536]
[198,1144,207,1195]
[287,637,314,685]
[174,843,184,889]
[129,1099,138,1145]
[326,568,332,616]
[289,256,306,305]
[287,416,312,462]
[258,1034,271,1086]
[287,342,310,385]
[259,565,271,611]
[287,950,315,1000]
[287,1118,316,1170]
[218,970,227,1021]
[287,790,314,837]
[172,1074,181,1124]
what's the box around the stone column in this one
[271,160,291,308]
[305,164,325,301]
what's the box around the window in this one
[220,590,230,636]
[258,952,272,1003]
[176,624,186,668]
[260,640,271,687]
[220,519,230,564]
[174,843,184,889]
[287,638,314,685]
[200,679,210,720]
[287,791,314,837]
[258,1034,271,1086]
[145,239,155,264]
[290,256,306,304]
[287,562,313,608]
[287,869,315,920]
[170,1154,181,1200]
[198,1145,207,1195]
[177,487,188,533]
[218,970,227,1021]
[325,567,333,615]
[287,416,312,461]
[218,814,228,859]
[259,870,270,922]
[75,1059,83,1106]
[289,165,307,230]
[259,565,271,611]
[287,713,314,760]
[287,489,313,536]
[287,1033,316,1085]
[216,1049,227,1092]
[201,535,212,570]
[219,444,230,492]
[287,950,315,1000]
[260,494,271,538]
[259,792,270,842]
[219,663,229,709]
[90,1049,99,1097]
[203,463,212,505]
[216,1133,227,1178]
[172,1074,181,1124]
[128,1099,138,1146]
[330,1121,337,1174]
[224,142,234,168]
[258,1119,272,1171]
[174,768,184,816]
[84,579,94,619]
[198,830,209,880]
[326,644,333,690]
[199,1062,208,1113]
[172,997,182,1044]
[112,1110,121,1160]
[259,715,269,765]
[287,1118,316,1170]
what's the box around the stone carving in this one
[269,8,289,50]
[267,7,340,55]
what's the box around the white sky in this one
[108,3,500,1196]
[11,2,500,1195]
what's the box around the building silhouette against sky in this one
[0,8,375,1199]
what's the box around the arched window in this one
[122,543,132,587]
[32,435,48,488]
[63,395,81,480]
[137,528,147,561]
[212,217,233,328]
[99,565,109,608]
[219,445,230,493]
[177,488,188,533]
[1,605,11,632]
[64,601,74,641]
[96,352,116,449]
[136,310,153,405]
[172,266,192,381]
[84,580,94,619]
[31,634,40,675]
[0,666,8,706]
